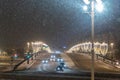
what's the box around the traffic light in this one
[25,53,31,59]
[13,54,18,59]
[14,54,18,58]
[26,55,30,59]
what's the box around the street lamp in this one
[83,0,104,80]
[83,5,88,11]
[110,43,114,48]
[96,0,104,12]
[110,43,114,59]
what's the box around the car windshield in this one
[0,0,120,80]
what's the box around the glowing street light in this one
[83,0,104,12]
[83,5,88,11]
[82,0,104,80]
[83,0,90,5]
[110,43,114,47]
[96,2,104,12]
[96,0,102,4]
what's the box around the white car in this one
[50,55,56,58]
[50,55,56,61]
[50,58,56,61]
[42,60,48,64]
[57,58,64,62]
[56,65,64,71]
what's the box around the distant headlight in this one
[60,59,63,62]
[50,58,52,61]
[42,60,45,63]
[57,67,60,70]
[116,62,119,65]
[57,59,60,61]
[46,60,48,63]
[57,58,63,62]
[51,55,56,58]
[42,60,48,63]
[64,64,66,67]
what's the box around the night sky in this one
[0,0,120,49]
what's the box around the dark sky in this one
[0,0,120,49]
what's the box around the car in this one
[57,58,64,62]
[50,58,56,61]
[50,55,56,61]
[42,59,48,64]
[56,65,64,71]
[59,62,67,68]
[50,55,56,58]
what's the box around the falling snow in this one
[0,0,120,49]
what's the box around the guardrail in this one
[79,51,120,68]
[96,54,120,68]
[0,71,120,80]
[70,51,120,68]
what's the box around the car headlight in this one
[51,56,53,58]
[46,60,48,63]
[57,59,60,61]
[64,64,66,67]
[61,59,63,61]
[57,67,60,70]
[116,62,119,65]
[42,60,45,63]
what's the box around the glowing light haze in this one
[83,5,88,11]
[83,0,104,12]
[96,0,104,12]
[83,0,90,5]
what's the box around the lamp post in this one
[110,43,114,59]
[83,0,104,80]
[27,42,30,52]
[91,1,95,80]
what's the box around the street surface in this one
[1,52,120,74]
[23,53,75,73]
[17,52,120,73]
[0,52,120,80]
[66,53,120,73]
